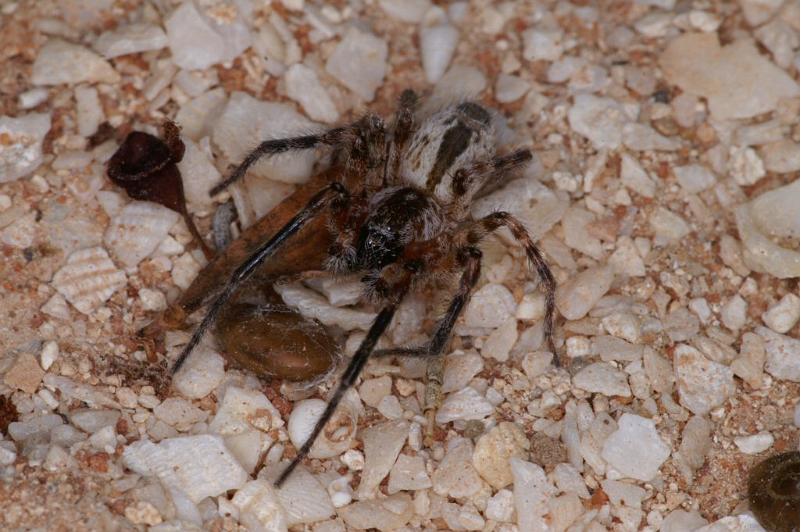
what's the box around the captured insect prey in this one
[169,89,559,487]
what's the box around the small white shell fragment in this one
[209,386,284,435]
[51,247,127,315]
[104,201,181,269]
[462,283,516,329]
[31,39,120,85]
[762,294,800,333]
[170,252,202,290]
[18,88,49,110]
[482,317,518,362]
[213,92,320,184]
[510,457,555,531]
[733,432,774,455]
[273,466,335,525]
[675,344,735,415]
[165,1,252,71]
[433,438,483,498]
[601,413,671,482]
[287,398,358,459]
[123,434,249,503]
[40,341,59,371]
[442,350,484,393]
[0,112,51,183]
[178,137,221,211]
[325,28,388,101]
[94,22,168,58]
[495,73,530,103]
[387,454,431,493]
[225,429,270,474]
[3,353,45,394]
[172,345,226,400]
[357,420,409,499]
[555,265,615,321]
[757,326,800,382]
[153,397,208,431]
[420,24,459,84]
[74,85,104,138]
[378,0,432,23]
[436,387,494,424]
[568,94,627,150]
[275,282,376,331]
[231,480,288,532]
[284,63,339,124]
[338,493,414,530]
[573,362,632,397]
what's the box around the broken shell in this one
[51,247,127,314]
[104,200,181,268]
[287,397,358,459]
[216,295,338,382]
[262,464,335,526]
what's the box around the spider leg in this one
[450,149,532,214]
[170,182,348,374]
[465,211,558,364]
[385,89,419,183]
[209,127,349,196]
[274,282,410,487]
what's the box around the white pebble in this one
[325,28,388,101]
[420,25,459,84]
[601,413,671,482]
[124,434,249,503]
[172,345,225,400]
[757,326,800,382]
[40,340,59,371]
[357,420,409,499]
[435,387,494,424]
[165,2,252,70]
[462,283,516,329]
[495,73,530,103]
[284,64,339,123]
[522,28,563,61]
[32,39,119,85]
[733,432,774,454]
[0,112,51,183]
[138,288,167,312]
[378,0,431,23]
[94,22,168,58]
[721,295,748,331]
[18,88,49,109]
[573,362,632,397]
[555,265,615,321]
[675,344,735,415]
[762,293,800,334]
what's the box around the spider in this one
[170,89,558,487]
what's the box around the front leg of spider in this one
[170,182,348,375]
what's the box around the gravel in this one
[2,0,800,530]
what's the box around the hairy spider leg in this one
[449,149,533,214]
[465,211,558,364]
[275,288,408,487]
[170,182,348,375]
[209,128,349,196]
[384,89,419,183]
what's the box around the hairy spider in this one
[170,89,557,487]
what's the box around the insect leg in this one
[210,128,349,196]
[450,149,532,212]
[170,182,348,375]
[274,284,409,487]
[385,89,419,183]
[467,211,558,364]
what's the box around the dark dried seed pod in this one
[107,121,212,258]
[748,451,800,532]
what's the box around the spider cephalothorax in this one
[170,89,558,486]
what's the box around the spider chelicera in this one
[170,89,558,486]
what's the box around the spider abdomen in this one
[400,102,496,204]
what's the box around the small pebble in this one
[734,432,774,454]
[762,293,800,333]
